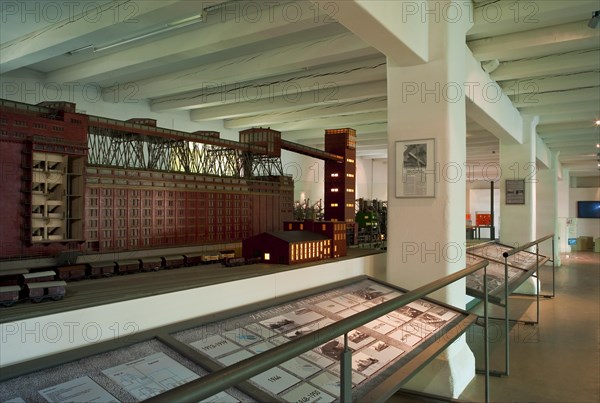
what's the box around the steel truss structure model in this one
[0,99,350,260]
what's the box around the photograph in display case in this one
[0,339,248,403]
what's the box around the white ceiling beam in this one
[542,131,600,140]
[520,101,600,116]
[469,20,600,62]
[1,0,188,73]
[282,122,387,142]
[465,49,523,144]
[468,0,599,40]
[537,122,599,134]
[491,50,600,81]
[224,98,387,129]
[554,147,599,156]
[297,132,388,146]
[190,80,387,121]
[152,57,386,111]
[539,112,600,125]
[545,139,600,148]
[244,111,387,132]
[103,32,380,101]
[510,87,600,108]
[467,139,500,147]
[313,0,429,65]
[560,155,598,162]
[500,71,600,96]
[356,150,388,159]
[49,1,339,84]
[358,139,388,147]
[539,129,599,140]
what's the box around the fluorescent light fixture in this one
[94,15,203,53]
[67,45,94,55]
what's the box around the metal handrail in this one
[147,260,489,403]
[499,233,554,377]
[502,234,554,257]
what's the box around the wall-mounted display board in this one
[505,179,525,205]
[0,277,475,403]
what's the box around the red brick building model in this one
[324,128,357,223]
[1,100,338,260]
[284,220,347,258]
[242,231,331,265]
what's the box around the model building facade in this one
[0,99,353,261]
[1,100,335,259]
[324,128,356,223]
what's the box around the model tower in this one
[324,128,356,222]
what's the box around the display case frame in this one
[0,275,480,403]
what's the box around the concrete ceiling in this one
[1,0,599,177]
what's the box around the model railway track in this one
[0,263,278,322]
[0,249,382,324]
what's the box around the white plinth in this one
[402,335,475,399]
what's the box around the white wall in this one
[356,157,373,200]
[356,157,388,201]
[569,187,600,239]
[281,151,324,203]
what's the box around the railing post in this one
[484,264,490,403]
[551,236,556,297]
[504,254,510,376]
[535,243,540,324]
[340,332,353,402]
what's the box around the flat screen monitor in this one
[577,201,600,218]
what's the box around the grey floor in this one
[390,251,600,403]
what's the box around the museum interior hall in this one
[0,1,599,402]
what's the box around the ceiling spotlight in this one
[595,119,600,126]
[589,10,600,29]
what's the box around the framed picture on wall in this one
[395,139,435,198]
[505,179,525,204]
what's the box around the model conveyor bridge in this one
[87,115,342,178]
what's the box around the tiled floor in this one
[390,251,600,402]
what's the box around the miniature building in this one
[242,231,331,265]
[0,100,295,259]
[324,128,356,223]
[284,220,347,258]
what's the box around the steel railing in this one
[147,260,492,403]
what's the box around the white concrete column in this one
[536,152,560,262]
[499,116,538,246]
[557,167,571,254]
[386,1,474,398]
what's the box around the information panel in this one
[174,279,466,401]
[0,340,248,403]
